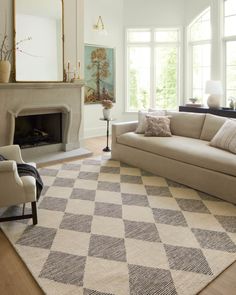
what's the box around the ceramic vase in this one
[103,108,110,119]
[0,61,11,83]
[207,95,221,109]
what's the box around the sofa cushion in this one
[117,132,236,177]
[166,111,206,139]
[210,120,236,154]
[200,114,227,141]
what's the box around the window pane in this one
[224,16,236,37]
[226,41,236,101]
[225,0,236,16]
[190,9,211,41]
[224,0,236,36]
[127,47,150,111]
[193,88,204,102]
[155,47,178,110]
[127,30,151,43]
[192,44,211,104]
[226,41,236,65]
[227,66,236,89]
[227,90,236,101]
[155,30,179,42]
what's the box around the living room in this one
[0,0,236,295]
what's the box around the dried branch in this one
[0,34,32,61]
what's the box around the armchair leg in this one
[31,202,38,225]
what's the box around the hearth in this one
[14,113,62,149]
[0,82,87,163]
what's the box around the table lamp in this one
[205,80,223,109]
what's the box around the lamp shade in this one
[205,80,223,95]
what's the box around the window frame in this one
[187,7,212,105]
[223,0,236,104]
[125,27,182,113]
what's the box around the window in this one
[126,28,180,111]
[224,0,236,101]
[188,8,211,104]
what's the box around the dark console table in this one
[179,106,236,118]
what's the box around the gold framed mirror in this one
[13,0,64,82]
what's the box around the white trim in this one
[150,29,155,108]
[223,0,236,104]
[187,6,212,104]
[223,36,236,41]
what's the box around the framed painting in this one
[84,44,115,104]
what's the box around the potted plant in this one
[0,34,12,83]
[0,34,32,83]
[101,99,113,119]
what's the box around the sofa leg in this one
[31,202,38,225]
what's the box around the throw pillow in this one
[135,110,166,134]
[144,115,172,137]
[210,120,236,154]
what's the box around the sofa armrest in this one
[112,121,138,138]
[0,145,25,163]
[111,121,138,160]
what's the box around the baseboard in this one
[83,126,107,139]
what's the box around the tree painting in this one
[84,45,115,104]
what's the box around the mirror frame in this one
[13,0,65,82]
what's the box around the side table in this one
[179,106,236,118]
[100,118,115,152]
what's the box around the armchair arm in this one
[0,160,25,207]
[0,160,17,172]
[0,145,24,163]
[0,160,23,186]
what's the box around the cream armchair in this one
[0,145,38,224]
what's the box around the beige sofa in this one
[112,112,236,204]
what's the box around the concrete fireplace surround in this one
[0,82,91,163]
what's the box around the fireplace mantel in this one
[0,81,84,89]
[0,81,84,154]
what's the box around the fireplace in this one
[14,113,62,149]
[0,82,85,164]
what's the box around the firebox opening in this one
[14,113,62,149]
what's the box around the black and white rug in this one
[1,156,236,295]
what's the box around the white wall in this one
[0,0,13,53]
[83,0,124,138]
[126,0,186,27]
[124,0,185,27]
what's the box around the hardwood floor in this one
[0,230,43,295]
[0,136,235,295]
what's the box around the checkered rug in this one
[1,155,236,295]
